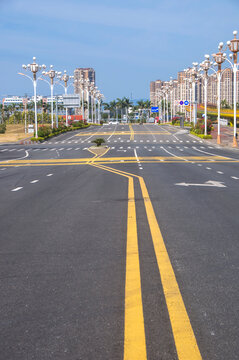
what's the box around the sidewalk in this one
[210,124,237,148]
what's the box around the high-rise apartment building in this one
[74,67,96,116]
[74,67,95,93]
[150,66,239,117]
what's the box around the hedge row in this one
[31,123,90,142]
[190,131,212,139]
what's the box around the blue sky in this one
[0,0,239,101]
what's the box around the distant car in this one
[108,120,119,125]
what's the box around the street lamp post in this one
[42,65,57,128]
[79,76,86,121]
[200,55,211,135]
[21,57,46,138]
[212,42,226,144]
[226,30,239,147]
[57,71,74,126]
[190,62,199,125]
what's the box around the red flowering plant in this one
[192,119,212,134]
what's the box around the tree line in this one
[102,97,151,119]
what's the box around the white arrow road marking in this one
[175,180,226,188]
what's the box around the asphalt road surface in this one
[0,124,239,360]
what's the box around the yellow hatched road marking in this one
[92,163,147,360]
[95,164,202,360]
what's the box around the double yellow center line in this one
[91,163,202,360]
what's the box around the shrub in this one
[172,117,180,125]
[92,138,106,147]
[191,119,213,135]
[31,137,44,142]
[0,123,6,133]
[38,125,52,137]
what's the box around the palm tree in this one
[123,97,133,120]
[116,98,124,119]
[103,102,110,121]
[109,100,117,119]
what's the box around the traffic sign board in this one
[180,101,184,105]
[151,106,159,113]
[184,101,189,106]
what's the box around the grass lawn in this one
[0,124,31,143]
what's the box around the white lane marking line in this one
[206,167,212,170]
[192,146,238,161]
[59,148,64,151]
[50,148,56,151]
[47,173,53,177]
[30,180,39,183]
[134,148,140,163]
[67,148,72,150]
[42,149,48,151]
[107,124,117,140]
[75,148,80,150]
[1,149,8,152]
[231,176,239,179]
[0,150,29,164]
[198,164,202,166]
[160,146,189,162]
[217,171,224,174]
[11,187,23,192]
[9,149,16,152]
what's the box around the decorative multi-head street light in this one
[78,76,86,121]
[212,42,227,144]
[162,82,169,122]
[41,65,60,128]
[168,78,175,120]
[90,84,98,123]
[57,70,74,126]
[199,55,212,135]
[184,71,193,123]
[96,92,104,123]
[225,30,239,147]
[20,57,46,138]
[190,62,199,125]
[84,79,91,122]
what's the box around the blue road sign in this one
[184,101,189,106]
[180,101,184,105]
[151,106,159,113]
